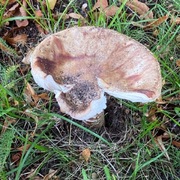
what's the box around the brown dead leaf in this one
[47,0,57,10]
[35,10,43,18]
[0,40,10,52]
[93,0,108,10]
[144,15,169,30]
[5,34,27,46]
[152,29,159,36]
[1,118,16,135]
[12,152,22,165]
[24,80,50,105]
[0,0,16,5]
[15,0,29,27]
[172,140,180,148]
[162,133,180,148]
[155,135,170,160]
[16,144,31,151]
[81,148,91,162]
[38,93,50,100]
[12,144,31,166]
[54,13,69,20]
[170,16,180,25]
[121,0,153,19]
[3,3,19,19]
[68,13,85,20]
[24,81,39,105]
[35,23,49,34]
[93,0,119,18]
[104,5,119,17]
[145,107,157,122]
[0,38,17,55]
[176,59,180,67]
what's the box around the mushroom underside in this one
[28,26,162,121]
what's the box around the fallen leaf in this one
[170,16,180,25]
[1,118,16,135]
[24,81,39,105]
[38,93,49,100]
[144,15,169,30]
[53,13,70,21]
[81,148,91,162]
[0,0,16,5]
[172,140,180,148]
[24,80,50,105]
[16,144,31,151]
[68,13,85,20]
[15,0,29,27]
[0,38,17,55]
[145,107,157,122]
[47,0,57,10]
[152,29,159,36]
[121,0,153,19]
[155,135,170,160]
[35,10,43,18]
[104,5,119,17]
[3,3,19,19]
[176,59,180,67]
[12,152,22,165]
[35,23,49,34]
[93,0,108,10]
[5,34,27,46]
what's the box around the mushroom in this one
[23,26,162,124]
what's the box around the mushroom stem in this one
[85,111,105,128]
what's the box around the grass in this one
[0,0,179,179]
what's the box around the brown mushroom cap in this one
[26,26,162,121]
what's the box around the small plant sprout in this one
[23,26,162,125]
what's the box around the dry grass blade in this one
[43,169,58,180]
[155,135,170,161]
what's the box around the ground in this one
[0,0,179,179]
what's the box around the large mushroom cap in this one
[25,26,162,121]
